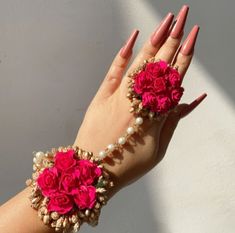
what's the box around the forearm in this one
[0,186,55,233]
[0,181,117,233]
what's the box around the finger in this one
[119,12,174,93]
[96,30,139,100]
[127,12,174,72]
[173,25,200,79]
[154,5,189,63]
[155,106,182,163]
[157,93,207,160]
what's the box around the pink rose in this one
[73,185,96,209]
[37,167,59,197]
[59,169,80,194]
[54,149,76,171]
[145,60,169,79]
[167,69,181,87]
[171,87,184,104]
[156,94,172,113]
[158,60,169,72]
[76,160,102,185]
[47,192,73,214]
[133,71,153,95]
[153,77,167,93]
[142,91,158,112]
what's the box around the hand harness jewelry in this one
[26,58,184,232]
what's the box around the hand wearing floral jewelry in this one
[25,4,207,233]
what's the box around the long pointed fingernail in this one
[180,25,200,55]
[170,5,189,38]
[120,29,139,58]
[180,93,207,118]
[150,12,174,46]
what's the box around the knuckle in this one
[113,59,126,69]
[165,37,180,50]
[142,44,157,58]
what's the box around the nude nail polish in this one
[180,25,200,55]
[150,12,174,46]
[170,5,189,39]
[120,29,139,58]
[180,93,207,118]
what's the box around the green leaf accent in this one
[96,179,105,188]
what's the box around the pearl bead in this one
[98,150,106,159]
[135,117,143,125]
[33,151,44,164]
[149,111,155,118]
[33,157,37,164]
[118,137,126,145]
[36,151,44,160]
[127,126,135,135]
[85,209,90,216]
[107,144,115,152]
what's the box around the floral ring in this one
[126,57,184,120]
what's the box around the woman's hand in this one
[73,5,207,199]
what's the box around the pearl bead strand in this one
[97,116,144,160]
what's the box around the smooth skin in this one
[0,5,207,233]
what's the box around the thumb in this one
[156,93,207,162]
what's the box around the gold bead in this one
[43,215,50,224]
[129,107,134,113]
[51,212,60,220]
[25,179,32,186]
[71,214,78,223]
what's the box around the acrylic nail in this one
[150,12,174,46]
[180,93,207,118]
[120,29,139,58]
[170,5,189,39]
[180,25,200,55]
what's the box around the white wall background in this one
[0,1,234,233]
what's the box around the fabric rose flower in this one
[167,69,181,87]
[145,60,169,79]
[37,167,59,197]
[142,91,158,112]
[59,169,80,194]
[156,94,172,113]
[73,185,96,209]
[153,77,167,93]
[54,149,76,171]
[133,71,153,95]
[76,160,102,185]
[171,87,184,104]
[47,192,74,214]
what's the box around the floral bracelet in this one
[26,146,114,232]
